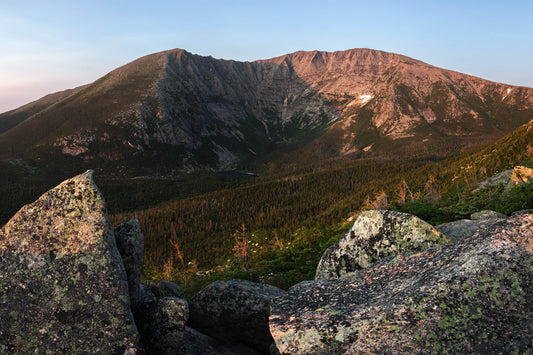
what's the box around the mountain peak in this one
[1,47,532,175]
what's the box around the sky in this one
[1,0,532,113]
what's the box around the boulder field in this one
[0,171,531,354]
[270,211,532,354]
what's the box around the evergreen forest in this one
[1,119,532,297]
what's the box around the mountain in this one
[0,85,87,134]
[1,48,532,175]
[260,49,533,167]
[0,49,336,174]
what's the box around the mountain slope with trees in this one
[108,118,533,294]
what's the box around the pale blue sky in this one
[1,0,532,113]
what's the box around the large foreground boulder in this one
[315,210,449,280]
[0,170,142,353]
[188,279,286,353]
[270,214,533,354]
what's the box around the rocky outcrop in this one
[2,170,530,354]
[114,221,190,354]
[270,213,533,354]
[0,170,142,353]
[470,209,507,220]
[134,296,188,355]
[0,171,193,354]
[315,210,449,280]
[188,279,286,353]
[476,166,533,192]
[114,218,144,305]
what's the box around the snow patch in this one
[421,108,437,123]
[502,88,511,100]
[359,94,372,104]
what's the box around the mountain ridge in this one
[257,48,533,168]
[1,48,532,175]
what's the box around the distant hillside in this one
[0,85,87,134]
[1,48,532,176]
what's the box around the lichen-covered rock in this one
[270,214,533,354]
[114,218,144,305]
[315,210,448,280]
[188,279,286,352]
[134,297,188,355]
[471,210,507,220]
[435,218,500,242]
[512,209,533,217]
[0,170,142,353]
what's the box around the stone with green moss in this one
[0,170,142,353]
[315,210,449,280]
[270,214,533,354]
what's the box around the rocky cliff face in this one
[1,48,532,174]
[139,50,337,171]
[0,49,337,173]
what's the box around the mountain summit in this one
[261,49,533,162]
[1,48,532,174]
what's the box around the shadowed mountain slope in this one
[0,49,336,174]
